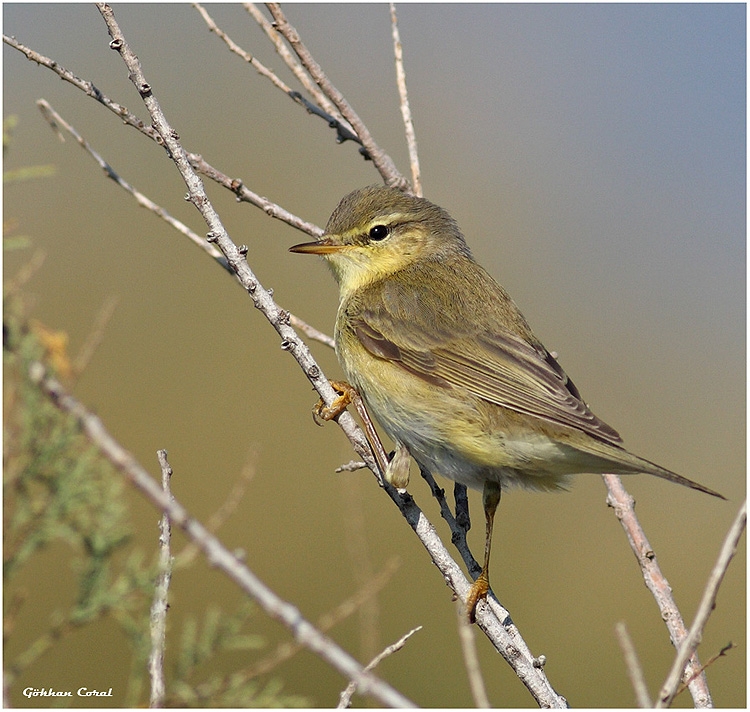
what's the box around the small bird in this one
[290,185,724,621]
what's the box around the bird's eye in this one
[368,224,390,241]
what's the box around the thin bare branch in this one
[194,3,294,94]
[193,160,322,237]
[98,2,375,478]
[675,642,736,699]
[2,33,160,141]
[3,38,320,238]
[72,295,119,378]
[244,2,346,123]
[20,8,571,704]
[195,2,361,150]
[389,3,421,196]
[338,627,422,709]
[176,456,257,568]
[244,1,362,149]
[289,313,335,349]
[266,3,409,191]
[603,474,713,707]
[149,451,174,708]
[615,621,652,708]
[35,99,231,267]
[656,499,746,708]
[27,357,414,708]
[247,557,400,680]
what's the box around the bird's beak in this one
[289,237,349,255]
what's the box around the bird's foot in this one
[466,572,490,623]
[313,380,357,425]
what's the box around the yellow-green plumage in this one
[295,185,721,497]
[290,185,723,619]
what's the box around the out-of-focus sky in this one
[4,4,744,708]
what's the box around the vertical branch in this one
[389,3,421,196]
[614,621,652,708]
[455,599,490,708]
[149,451,174,708]
[340,478,381,663]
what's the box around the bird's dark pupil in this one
[369,225,389,241]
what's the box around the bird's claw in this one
[466,572,490,623]
[312,380,357,425]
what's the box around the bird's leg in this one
[466,480,502,623]
[312,380,392,482]
[351,393,392,480]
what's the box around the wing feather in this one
[349,261,622,445]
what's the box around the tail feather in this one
[572,437,726,499]
[642,463,726,500]
[607,447,726,500]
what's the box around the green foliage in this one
[171,673,309,708]
[3,114,19,150]
[4,314,130,582]
[3,115,56,184]
[3,128,309,704]
[3,293,149,684]
[3,287,308,707]
[167,602,308,708]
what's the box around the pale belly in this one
[345,356,579,492]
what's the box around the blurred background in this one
[3,3,744,708]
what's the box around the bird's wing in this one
[352,280,623,446]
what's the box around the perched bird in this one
[290,185,724,621]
